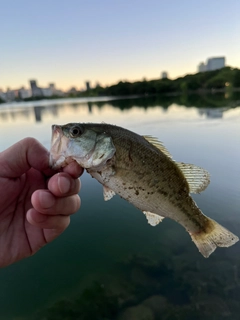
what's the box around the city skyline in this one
[0,54,232,97]
[0,0,240,91]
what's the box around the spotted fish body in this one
[88,126,206,232]
[50,123,239,258]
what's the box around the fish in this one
[49,122,239,258]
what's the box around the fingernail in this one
[40,192,55,209]
[58,176,71,194]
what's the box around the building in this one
[85,81,91,91]
[198,62,206,73]
[49,83,55,91]
[0,87,31,101]
[48,83,58,96]
[19,87,32,99]
[161,71,168,79]
[30,80,43,97]
[29,81,65,98]
[206,57,225,71]
[48,83,64,97]
[41,87,53,97]
[5,88,19,101]
[0,89,6,101]
[54,89,64,97]
[197,57,225,72]
[1,81,64,102]
[67,87,78,95]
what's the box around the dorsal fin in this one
[143,135,209,193]
[143,135,172,159]
[176,162,210,194]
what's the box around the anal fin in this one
[143,211,164,226]
[103,186,116,201]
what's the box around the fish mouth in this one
[49,125,70,169]
[49,124,96,170]
[49,124,116,170]
[51,124,63,149]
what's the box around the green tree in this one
[232,69,240,87]
[0,97,5,104]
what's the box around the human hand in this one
[0,138,83,268]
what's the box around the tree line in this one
[84,67,240,97]
[1,67,240,104]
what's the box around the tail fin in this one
[190,219,239,258]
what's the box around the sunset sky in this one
[0,0,239,91]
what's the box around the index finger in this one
[0,138,53,178]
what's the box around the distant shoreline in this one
[1,88,240,107]
[1,67,240,104]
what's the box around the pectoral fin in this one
[103,186,116,201]
[143,211,164,226]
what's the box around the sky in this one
[0,0,240,91]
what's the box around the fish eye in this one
[70,126,82,137]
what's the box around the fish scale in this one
[97,127,203,227]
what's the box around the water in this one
[0,95,240,320]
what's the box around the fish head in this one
[49,123,116,170]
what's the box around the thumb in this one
[0,138,54,178]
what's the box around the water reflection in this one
[88,102,93,114]
[198,108,225,118]
[0,95,240,320]
[0,93,239,124]
[34,106,44,122]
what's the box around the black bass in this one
[49,123,238,257]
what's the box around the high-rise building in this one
[198,62,206,72]
[197,57,225,73]
[206,57,225,71]
[161,71,168,79]
[30,80,43,97]
[86,81,91,91]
